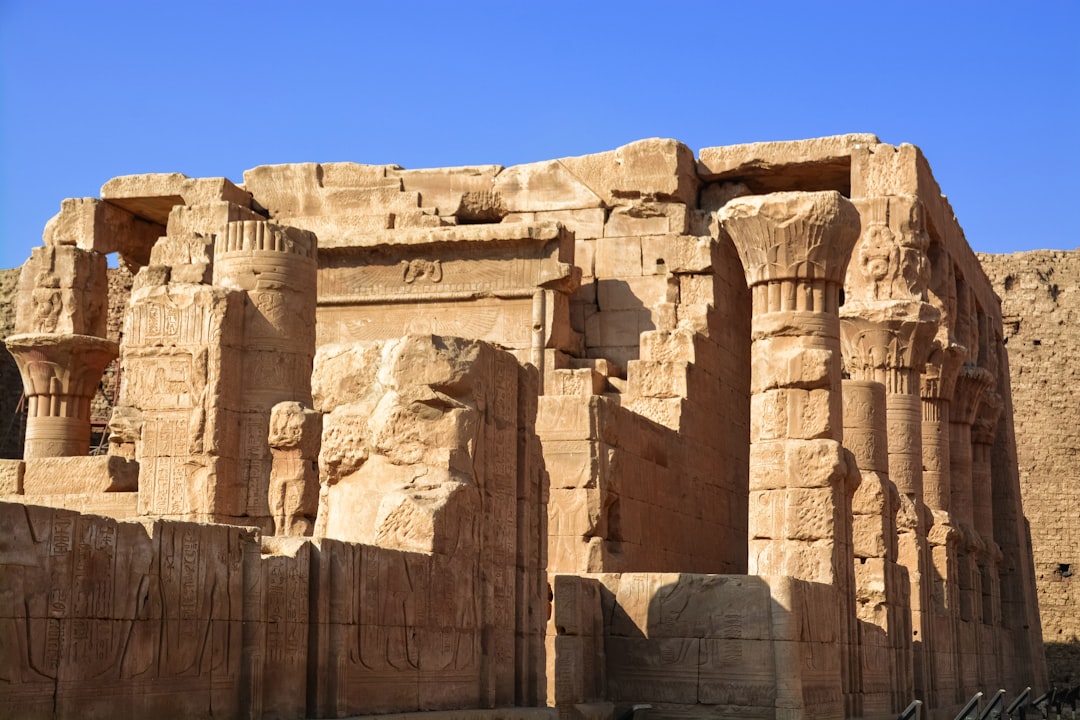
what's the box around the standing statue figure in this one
[267,401,322,536]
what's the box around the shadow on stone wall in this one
[0,267,25,459]
[1046,641,1080,687]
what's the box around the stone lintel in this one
[698,134,880,192]
[102,173,255,227]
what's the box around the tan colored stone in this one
[0,459,24,493]
[22,455,137,494]
[559,138,700,206]
[699,133,879,188]
[0,135,1048,718]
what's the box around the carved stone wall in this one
[0,134,1050,719]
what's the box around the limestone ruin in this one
[0,135,1049,719]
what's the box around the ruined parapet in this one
[312,334,547,707]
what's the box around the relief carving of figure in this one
[858,224,900,301]
[268,401,322,536]
[31,275,63,334]
[401,259,443,284]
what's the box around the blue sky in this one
[2,1,1077,270]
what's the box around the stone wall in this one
[0,134,1050,719]
[980,250,1079,686]
[0,267,23,458]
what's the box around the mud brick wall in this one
[980,250,1080,685]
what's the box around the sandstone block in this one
[594,236,643,278]
[603,203,687,237]
[16,244,109,336]
[493,159,604,212]
[0,460,24,494]
[751,337,837,393]
[640,234,714,274]
[748,439,847,491]
[559,138,699,206]
[596,275,674,312]
[546,368,605,397]
[699,133,879,184]
[22,455,139,494]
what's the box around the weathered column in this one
[949,362,991,694]
[5,244,116,458]
[840,195,940,705]
[720,190,859,584]
[842,377,910,714]
[971,391,1003,622]
[722,190,860,720]
[950,365,991,619]
[213,220,318,528]
[919,342,966,705]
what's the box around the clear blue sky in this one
[2,1,1077,271]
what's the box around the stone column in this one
[6,244,115,458]
[213,220,317,528]
[840,195,940,705]
[950,365,991,620]
[920,344,965,705]
[720,190,860,584]
[949,363,991,694]
[842,378,910,715]
[840,309,937,702]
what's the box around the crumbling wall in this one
[980,250,1079,685]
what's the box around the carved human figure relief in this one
[858,223,901,301]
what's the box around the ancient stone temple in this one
[0,134,1047,720]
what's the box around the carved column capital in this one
[921,341,967,401]
[721,190,861,308]
[5,332,119,458]
[952,364,994,426]
[839,301,939,393]
[972,391,1003,446]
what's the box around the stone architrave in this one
[720,190,860,585]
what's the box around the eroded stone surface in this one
[0,135,1047,720]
